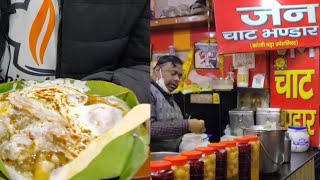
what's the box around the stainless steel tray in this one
[151,152,180,161]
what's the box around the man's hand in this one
[188,119,205,134]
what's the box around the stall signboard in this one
[214,0,320,54]
[270,48,319,147]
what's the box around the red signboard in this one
[214,0,320,54]
[270,48,319,147]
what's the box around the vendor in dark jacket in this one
[150,55,205,152]
[57,0,150,103]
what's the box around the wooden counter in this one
[261,150,318,180]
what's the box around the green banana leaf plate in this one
[0,79,150,180]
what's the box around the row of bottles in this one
[151,135,260,180]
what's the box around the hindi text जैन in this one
[275,70,315,100]
[282,109,316,135]
[236,4,319,27]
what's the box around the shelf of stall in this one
[151,14,213,31]
[236,87,270,92]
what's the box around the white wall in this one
[168,0,196,6]
[154,0,197,18]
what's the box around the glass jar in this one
[181,151,204,180]
[235,137,251,180]
[151,160,174,180]
[164,155,190,180]
[208,143,227,180]
[245,135,260,180]
[195,147,216,180]
[220,141,239,180]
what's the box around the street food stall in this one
[150,0,319,179]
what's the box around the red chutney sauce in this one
[150,160,174,180]
[181,151,204,180]
[209,143,227,180]
[235,137,252,180]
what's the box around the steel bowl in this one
[150,152,180,161]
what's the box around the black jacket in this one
[57,0,150,103]
[57,0,150,79]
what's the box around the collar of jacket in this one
[151,80,175,106]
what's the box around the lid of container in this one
[234,137,249,144]
[229,108,254,114]
[231,107,253,111]
[229,112,254,116]
[288,126,307,130]
[244,135,259,141]
[164,155,188,166]
[195,147,214,155]
[182,133,207,140]
[220,141,237,147]
[150,161,172,172]
[208,143,226,150]
[243,125,287,132]
[257,108,280,112]
[181,151,202,160]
